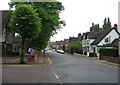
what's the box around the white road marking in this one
[53,72,63,85]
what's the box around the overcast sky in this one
[51,0,120,41]
[0,0,120,41]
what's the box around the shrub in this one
[67,41,83,54]
[99,48,118,57]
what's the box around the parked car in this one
[28,48,33,54]
[57,49,64,54]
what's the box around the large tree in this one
[9,2,65,51]
[10,4,41,63]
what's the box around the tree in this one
[67,41,82,54]
[9,2,65,51]
[107,17,111,28]
[91,23,100,32]
[103,17,111,29]
[30,2,65,50]
[10,4,41,63]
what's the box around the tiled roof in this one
[91,28,118,45]
[110,38,119,47]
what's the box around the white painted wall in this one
[118,1,120,33]
[98,29,119,46]
[118,1,120,57]
[0,12,1,33]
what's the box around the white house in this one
[82,25,120,57]
[82,32,97,56]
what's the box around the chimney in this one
[114,24,117,29]
[90,27,93,32]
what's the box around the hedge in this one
[67,41,83,54]
[99,48,118,57]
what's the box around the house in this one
[81,24,120,57]
[0,10,20,56]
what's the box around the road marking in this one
[46,57,63,84]
[53,72,63,85]
[54,72,59,79]
[47,58,52,64]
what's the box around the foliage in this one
[9,2,65,50]
[102,17,111,29]
[10,4,41,39]
[99,48,118,57]
[62,45,66,51]
[67,41,82,54]
[10,4,42,63]
[91,23,100,32]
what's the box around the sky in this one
[0,0,120,41]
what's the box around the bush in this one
[67,41,83,54]
[99,48,118,57]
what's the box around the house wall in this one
[118,1,120,33]
[6,32,15,44]
[98,29,119,46]
[82,40,86,47]
[0,11,2,43]
[82,36,95,55]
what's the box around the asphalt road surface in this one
[46,50,119,83]
[2,50,119,85]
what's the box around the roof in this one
[69,37,79,42]
[81,31,98,40]
[91,28,119,45]
[87,32,98,39]
[110,38,119,47]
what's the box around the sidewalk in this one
[2,53,45,64]
[2,54,61,83]
[73,53,119,68]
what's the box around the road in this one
[2,50,119,85]
[46,50,119,83]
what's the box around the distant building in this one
[0,10,20,56]
[81,25,120,57]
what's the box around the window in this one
[105,38,109,43]
[12,44,19,52]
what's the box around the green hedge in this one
[67,41,83,54]
[99,48,118,57]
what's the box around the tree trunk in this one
[20,37,25,64]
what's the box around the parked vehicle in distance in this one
[52,49,56,52]
[57,49,64,54]
[28,48,33,54]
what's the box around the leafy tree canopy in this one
[103,17,111,29]
[10,4,41,39]
[9,2,65,50]
[9,4,42,63]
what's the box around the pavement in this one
[2,54,62,84]
[73,53,119,69]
